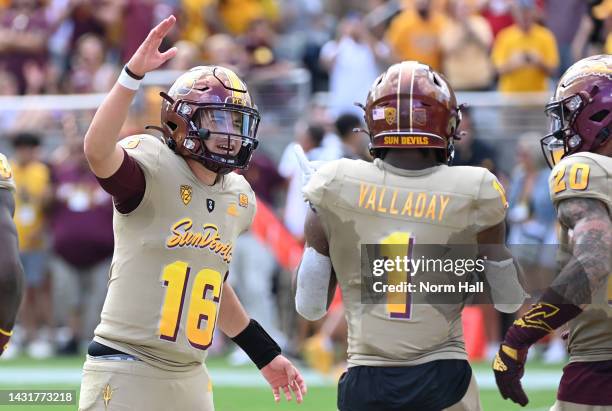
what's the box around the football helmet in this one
[362,61,462,163]
[541,54,612,168]
[158,66,260,174]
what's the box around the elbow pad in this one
[485,258,530,313]
[295,247,332,321]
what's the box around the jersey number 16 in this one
[158,261,223,350]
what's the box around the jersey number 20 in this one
[158,261,222,350]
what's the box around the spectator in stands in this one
[278,121,326,241]
[320,14,390,118]
[544,0,588,76]
[491,0,558,92]
[385,0,446,71]
[118,0,157,64]
[217,0,279,36]
[334,113,370,160]
[593,0,612,54]
[167,40,201,71]
[506,132,564,363]
[441,0,494,91]
[572,0,612,58]
[481,0,514,38]
[178,0,216,49]
[10,132,53,359]
[453,107,498,172]
[204,34,249,75]
[0,70,20,131]
[0,0,50,94]
[49,138,113,354]
[66,33,116,93]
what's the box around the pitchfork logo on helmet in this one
[541,55,612,168]
[155,66,260,175]
[361,61,462,163]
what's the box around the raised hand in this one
[260,355,307,404]
[126,15,178,77]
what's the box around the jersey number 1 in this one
[158,261,223,350]
[380,232,414,320]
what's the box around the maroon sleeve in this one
[96,149,146,214]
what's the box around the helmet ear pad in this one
[162,105,191,156]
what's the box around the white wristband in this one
[117,68,142,91]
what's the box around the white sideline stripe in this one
[0,367,561,389]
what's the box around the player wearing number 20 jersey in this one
[297,61,514,411]
[493,55,612,410]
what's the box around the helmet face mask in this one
[540,92,588,168]
[160,66,260,174]
[541,54,612,168]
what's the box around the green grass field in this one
[0,356,560,411]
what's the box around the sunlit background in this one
[0,0,611,409]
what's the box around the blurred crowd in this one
[1,0,610,366]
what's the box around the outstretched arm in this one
[83,16,177,178]
[0,190,24,355]
[218,282,306,403]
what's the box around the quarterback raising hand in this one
[84,16,178,178]
[80,15,307,411]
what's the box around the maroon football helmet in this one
[157,66,260,175]
[541,55,612,168]
[362,61,462,163]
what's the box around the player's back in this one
[304,158,507,366]
[549,152,612,363]
[94,135,256,371]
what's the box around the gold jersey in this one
[549,152,612,363]
[0,153,15,192]
[94,135,256,371]
[303,158,507,367]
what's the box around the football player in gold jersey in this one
[0,153,24,357]
[295,61,527,411]
[79,15,305,410]
[493,55,612,410]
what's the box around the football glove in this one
[493,343,529,406]
[293,144,323,189]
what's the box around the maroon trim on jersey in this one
[96,149,146,214]
[558,360,612,405]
